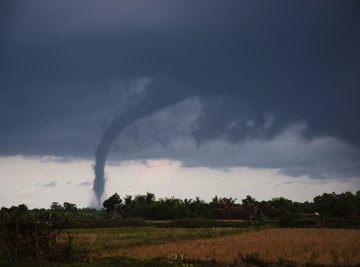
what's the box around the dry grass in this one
[67,227,245,254]
[115,228,360,265]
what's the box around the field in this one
[59,227,360,266]
[66,226,248,256]
[114,228,360,266]
[1,227,359,266]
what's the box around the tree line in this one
[101,191,360,221]
[1,191,359,221]
[1,191,358,262]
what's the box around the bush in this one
[239,252,270,267]
[278,213,302,227]
[0,209,89,262]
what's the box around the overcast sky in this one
[1,1,359,208]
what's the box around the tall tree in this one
[103,193,122,214]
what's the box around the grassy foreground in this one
[117,228,360,266]
[1,227,360,266]
[66,226,251,255]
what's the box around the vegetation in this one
[117,228,360,266]
[65,226,254,255]
[0,190,359,266]
[98,191,360,226]
[1,227,359,266]
[0,206,88,262]
[2,191,357,226]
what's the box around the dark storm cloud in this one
[108,100,360,179]
[1,1,360,181]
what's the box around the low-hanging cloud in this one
[1,1,360,206]
[92,77,186,206]
[109,97,360,180]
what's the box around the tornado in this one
[93,85,185,207]
[93,110,138,207]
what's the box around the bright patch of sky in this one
[1,156,358,208]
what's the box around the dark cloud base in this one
[1,1,360,189]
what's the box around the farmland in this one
[1,191,359,266]
[1,220,360,266]
[114,228,360,266]
[30,227,358,267]
[66,226,250,255]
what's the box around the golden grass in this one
[66,227,245,254]
[115,228,360,265]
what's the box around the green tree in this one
[17,204,28,213]
[334,192,357,219]
[50,202,64,211]
[242,195,262,221]
[261,197,295,218]
[103,193,122,214]
[218,197,237,207]
[242,195,256,205]
[63,202,77,212]
[314,192,337,218]
[146,192,155,204]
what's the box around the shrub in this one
[0,209,88,262]
[239,252,269,267]
[172,253,194,267]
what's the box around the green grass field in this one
[0,226,259,267]
[1,226,359,267]
[67,226,250,255]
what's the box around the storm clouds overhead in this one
[1,1,359,206]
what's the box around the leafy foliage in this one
[103,193,122,215]
[0,207,88,262]
[97,191,360,222]
[172,253,194,267]
[314,191,359,219]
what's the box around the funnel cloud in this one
[93,79,185,206]
[0,1,359,208]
